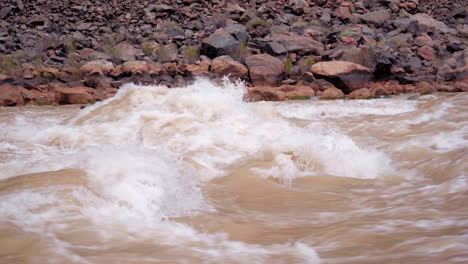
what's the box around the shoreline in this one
[1,0,467,106]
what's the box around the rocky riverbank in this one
[0,0,467,106]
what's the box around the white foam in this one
[276,99,418,120]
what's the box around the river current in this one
[0,79,467,263]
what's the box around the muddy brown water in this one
[0,80,467,263]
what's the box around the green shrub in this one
[185,46,199,64]
[292,21,309,28]
[141,42,157,56]
[338,28,355,38]
[246,19,270,30]
[284,56,294,74]
[0,56,18,74]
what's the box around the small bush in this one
[141,42,157,56]
[305,57,316,67]
[292,21,309,28]
[338,28,355,38]
[67,53,82,69]
[246,19,270,30]
[0,56,18,74]
[103,38,119,63]
[284,56,294,74]
[185,46,199,64]
[65,38,78,53]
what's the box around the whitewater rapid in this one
[0,79,467,263]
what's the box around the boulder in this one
[211,56,248,79]
[417,45,435,61]
[246,84,316,101]
[54,87,94,105]
[0,85,25,106]
[17,87,55,104]
[437,50,468,82]
[310,61,371,93]
[360,9,391,26]
[201,28,240,59]
[333,6,351,21]
[415,82,436,95]
[183,56,211,75]
[411,13,453,34]
[268,33,323,55]
[320,87,345,99]
[80,60,114,76]
[223,24,249,43]
[115,42,137,62]
[111,61,151,76]
[279,84,315,99]
[245,86,284,101]
[245,54,285,86]
[348,88,375,99]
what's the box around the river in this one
[0,79,467,264]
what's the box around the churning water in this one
[0,79,467,263]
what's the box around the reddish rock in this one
[414,33,433,47]
[183,56,211,75]
[370,81,403,96]
[333,6,351,21]
[417,46,435,61]
[0,85,25,106]
[310,61,371,93]
[403,84,416,93]
[348,88,375,99]
[112,61,151,77]
[399,1,417,11]
[453,82,468,92]
[211,55,248,79]
[39,66,60,79]
[95,87,119,101]
[246,84,314,101]
[320,87,345,99]
[80,60,115,76]
[435,83,463,92]
[17,87,55,104]
[279,84,315,99]
[245,54,285,86]
[415,82,436,95]
[245,86,284,102]
[342,36,358,46]
[55,87,94,105]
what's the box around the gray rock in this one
[201,28,240,59]
[359,9,391,26]
[223,24,249,43]
[264,42,287,56]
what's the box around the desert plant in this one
[185,46,199,64]
[338,29,354,39]
[103,37,119,63]
[65,38,78,53]
[292,21,309,28]
[0,56,18,74]
[141,42,157,56]
[284,56,294,74]
[304,57,316,67]
[246,19,270,30]
[67,53,82,69]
